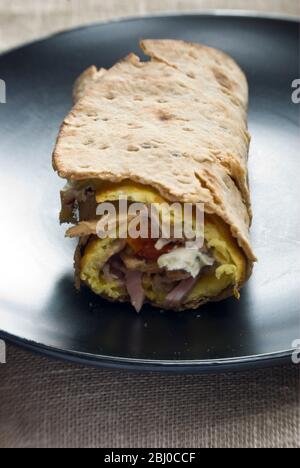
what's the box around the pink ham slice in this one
[103,263,123,283]
[165,276,198,308]
[125,270,145,313]
[102,256,126,284]
[103,263,114,282]
[109,256,126,277]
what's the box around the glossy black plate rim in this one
[0,9,298,59]
[1,329,294,373]
[0,12,298,373]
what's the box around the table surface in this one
[0,0,299,52]
[0,0,299,449]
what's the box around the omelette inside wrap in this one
[53,39,256,312]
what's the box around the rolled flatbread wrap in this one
[53,39,256,312]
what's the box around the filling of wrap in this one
[63,180,246,311]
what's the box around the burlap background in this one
[0,345,299,448]
[0,0,299,52]
[0,0,299,448]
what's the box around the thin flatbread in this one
[53,40,256,266]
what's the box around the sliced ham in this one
[125,270,145,313]
[110,256,126,275]
[121,249,160,273]
[65,185,94,203]
[165,276,198,308]
[102,263,124,283]
[62,190,77,206]
[103,263,113,281]
[66,220,99,238]
[103,256,126,285]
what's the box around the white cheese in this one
[155,239,173,250]
[157,247,214,278]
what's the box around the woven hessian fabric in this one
[0,345,299,448]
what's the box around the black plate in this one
[0,13,299,372]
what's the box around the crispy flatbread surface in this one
[53,39,255,264]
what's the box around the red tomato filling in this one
[127,237,174,261]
